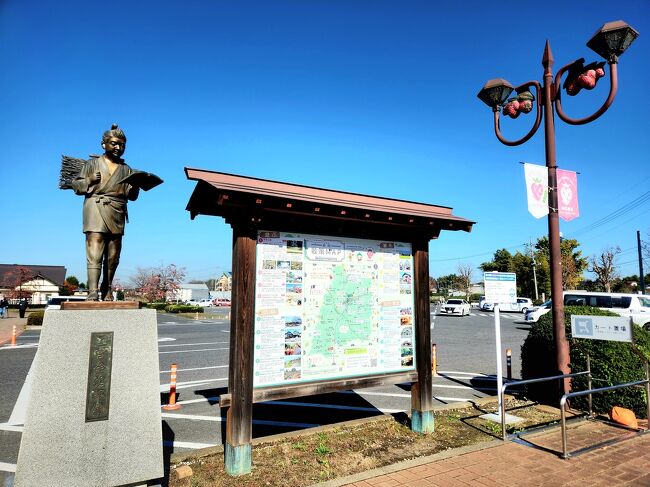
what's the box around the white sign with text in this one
[483,272,517,305]
[571,315,633,343]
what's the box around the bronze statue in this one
[67,125,162,301]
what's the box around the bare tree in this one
[456,263,474,300]
[590,246,621,292]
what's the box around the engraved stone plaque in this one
[86,331,114,422]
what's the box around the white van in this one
[524,291,650,329]
[46,295,87,310]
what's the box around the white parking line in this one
[176,396,220,405]
[163,440,217,450]
[161,412,318,429]
[431,384,496,391]
[0,343,38,351]
[0,462,17,473]
[160,365,229,374]
[160,378,227,392]
[266,400,402,414]
[159,347,229,354]
[437,370,489,376]
[158,341,229,348]
[0,423,24,433]
[432,396,474,402]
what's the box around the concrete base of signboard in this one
[411,409,435,434]
[225,442,252,476]
[480,412,525,424]
[14,308,163,487]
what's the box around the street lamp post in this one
[477,21,638,398]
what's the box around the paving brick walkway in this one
[332,420,650,487]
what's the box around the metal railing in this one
[560,377,650,459]
[500,370,591,441]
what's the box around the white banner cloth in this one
[524,163,549,218]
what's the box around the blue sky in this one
[1,1,649,286]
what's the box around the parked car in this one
[439,299,471,316]
[186,298,213,307]
[213,298,231,307]
[45,295,87,310]
[482,302,495,311]
[482,297,532,313]
[524,299,552,322]
[524,291,650,329]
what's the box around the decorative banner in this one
[557,168,579,221]
[524,163,549,218]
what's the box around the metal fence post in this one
[587,353,592,417]
[560,395,568,459]
[646,358,650,431]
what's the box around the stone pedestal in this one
[15,307,163,487]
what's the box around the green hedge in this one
[146,302,169,310]
[27,310,45,327]
[164,304,203,314]
[521,305,650,417]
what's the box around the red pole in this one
[432,344,438,377]
[506,348,512,380]
[542,41,571,398]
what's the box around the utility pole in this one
[638,230,646,294]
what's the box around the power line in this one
[566,190,650,238]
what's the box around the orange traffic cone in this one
[162,363,182,410]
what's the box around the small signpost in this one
[482,272,521,424]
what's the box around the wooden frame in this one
[185,168,474,475]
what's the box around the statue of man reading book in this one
[63,124,162,301]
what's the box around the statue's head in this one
[101,124,127,144]
[101,124,126,159]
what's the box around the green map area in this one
[309,265,374,358]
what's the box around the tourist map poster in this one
[253,231,416,388]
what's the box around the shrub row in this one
[521,305,650,418]
[145,303,203,314]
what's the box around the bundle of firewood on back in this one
[58,155,98,189]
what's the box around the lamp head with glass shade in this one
[477,79,514,111]
[587,20,639,62]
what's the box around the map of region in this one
[253,231,415,387]
[308,265,373,358]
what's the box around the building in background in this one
[215,272,232,292]
[169,282,210,303]
[0,264,67,304]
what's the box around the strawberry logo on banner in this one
[557,169,579,221]
[524,163,549,218]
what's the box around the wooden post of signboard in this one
[224,225,256,476]
[411,238,434,433]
